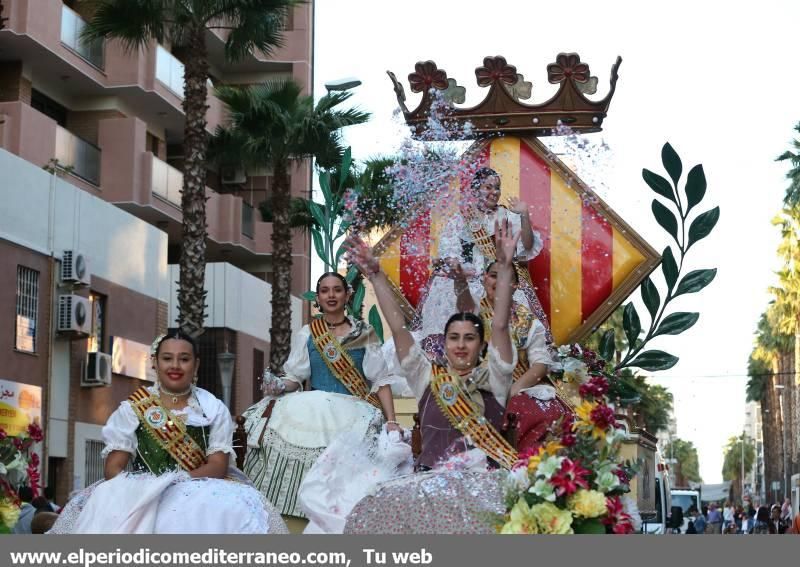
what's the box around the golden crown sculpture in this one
[387,53,622,140]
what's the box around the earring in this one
[193,374,199,385]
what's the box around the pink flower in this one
[27,423,43,443]
[590,403,617,431]
[579,374,609,398]
[12,437,24,451]
[603,496,635,534]
[550,458,590,497]
[0,428,7,441]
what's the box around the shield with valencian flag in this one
[372,134,659,346]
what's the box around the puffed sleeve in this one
[101,401,140,458]
[362,328,406,393]
[204,394,235,457]
[486,339,517,407]
[282,325,312,386]
[397,343,434,402]
[525,319,553,366]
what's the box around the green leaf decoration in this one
[661,247,678,292]
[675,268,717,297]
[573,517,607,534]
[629,350,679,371]
[339,147,352,189]
[334,243,347,267]
[623,303,641,347]
[368,305,384,343]
[308,200,327,230]
[345,265,358,283]
[301,290,316,302]
[311,228,326,264]
[640,277,660,320]
[642,169,676,203]
[654,312,700,337]
[334,219,352,241]
[661,143,683,187]
[687,206,720,249]
[685,164,706,215]
[651,199,679,243]
[319,172,333,211]
[350,281,366,316]
[599,329,616,362]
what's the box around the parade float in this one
[241,52,718,534]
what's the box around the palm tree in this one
[721,434,756,503]
[83,0,298,337]
[211,80,369,372]
[776,123,800,208]
[664,438,702,485]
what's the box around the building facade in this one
[0,0,313,504]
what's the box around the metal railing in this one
[156,45,185,97]
[151,155,183,207]
[55,126,101,185]
[242,201,254,238]
[60,5,105,69]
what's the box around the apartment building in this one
[0,0,313,503]
[744,400,765,501]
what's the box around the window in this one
[15,266,39,353]
[87,292,106,353]
[31,89,67,127]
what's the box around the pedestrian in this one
[749,506,771,534]
[781,497,792,523]
[690,506,706,535]
[43,486,60,513]
[707,503,723,534]
[770,504,787,534]
[787,513,800,534]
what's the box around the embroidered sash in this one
[429,364,518,470]
[128,387,207,472]
[479,297,533,382]
[309,318,382,410]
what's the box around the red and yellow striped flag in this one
[376,135,659,345]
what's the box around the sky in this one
[312,0,800,483]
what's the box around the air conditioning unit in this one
[221,165,246,184]
[83,352,112,387]
[62,250,90,285]
[57,294,91,337]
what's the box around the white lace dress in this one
[49,386,288,534]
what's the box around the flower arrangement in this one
[0,423,43,533]
[499,345,640,535]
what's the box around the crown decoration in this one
[387,53,622,140]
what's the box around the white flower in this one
[528,478,557,502]
[536,455,565,479]
[2,452,26,473]
[562,357,589,384]
[595,470,621,493]
[506,466,531,493]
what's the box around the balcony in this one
[60,4,104,70]
[150,154,183,207]
[155,45,185,98]
[55,126,101,186]
[242,201,254,238]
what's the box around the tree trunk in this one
[177,26,210,338]
[785,346,798,484]
[269,161,293,373]
[764,358,784,503]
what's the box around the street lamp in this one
[324,77,362,92]
[218,349,236,411]
[775,383,788,501]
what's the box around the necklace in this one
[159,384,192,404]
[324,316,348,328]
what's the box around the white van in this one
[670,488,701,533]
[641,452,671,534]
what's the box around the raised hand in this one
[434,258,476,282]
[494,218,520,267]
[344,235,380,275]
[505,196,530,215]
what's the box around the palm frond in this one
[81,0,173,50]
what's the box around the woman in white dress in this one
[49,332,287,534]
[242,272,403,520]
[417,167,546,342]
